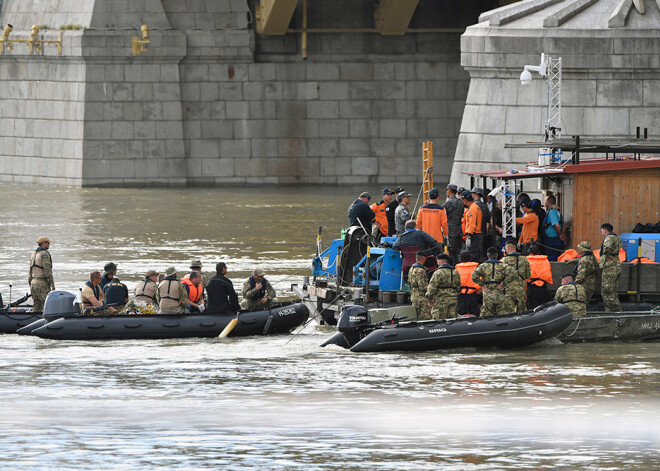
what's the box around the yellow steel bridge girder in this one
[376,0,420,35]
[256,0,299,35]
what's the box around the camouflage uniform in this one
[502,253,531,313]
[554,282,586,318]
[443,195,464,265]
[471,260,515,317]
[156,278,189,314]
[574,252,598,306]
[408,264,431,320]
[394,203,412,235]
[242,277,277,310]
[426,265,460,320]
[600,233,622,312]
[28,248,53,312]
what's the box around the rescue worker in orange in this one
[465,188,484,263]
[516,200,539,254]
[456,251,481,316]
[156,266,188,314]
[416,188,448,246]
[371,188,395,239]
[182,271,205,312]
[526,243,553,309]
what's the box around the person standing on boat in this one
[444,184,464,266]
[554,273,586,318]
[103,277,129,312]
[409,252,432,320]
[385,187,404,237]
[206,262,241,314]
[502,240,531,313]
[515,201,539,255]
[81,270,116,315]
[101,262,118,290]
[394,191,413,235]
[542,195,565,261]
[416,188,448,246]
[242,268,276,310]
[526,244,553,309]
[28,236,55,312]
[135,270,159,306]
[599,223,622,312]
[371,188,395,240]
[393,220,442,257]
[455,251,481,316]
[574,241,598,307]
[348,192,376,235]
[465,189,484,263]
[472,247,515,317]
[156,266,188,314]
[426,254,460,319]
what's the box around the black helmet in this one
[471,187,484,197]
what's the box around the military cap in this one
[359,191,371,200]
[164,266,177,277]
[37,236,51,244]
[471,187,484,197]
[104,262,117,274]
[521,200,533,209]
[461,191,473,200]
[253,268,266,276]
[577,241,592,251]
[146,269,158,277]
[428,188,439,198]
[393,186,405,193]
[381,187,395,195]
[446,184,458,192]
[399,191,413,198]
[437,253,450,262]
[190,260,202,268]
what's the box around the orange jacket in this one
[465,202,482,234]
[181,277,202,303]
[456,262,482,294]
[515,211,539,244]
[593,248,626,263]
[630,257,656,263]
[371,201,388,236]
[461,207,467,241]
[526,255,553,287]
[558,249,579,262]
[416,204,448,242]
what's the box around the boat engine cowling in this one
[337,305,371,348]
[43,290,80,321]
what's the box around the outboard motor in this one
[337,305,371,348]
[43,290,80,321]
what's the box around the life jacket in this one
[593,248,626,263]
[81,281,102,308]
[558,249,579,262]
[135,278,157,303]
[416,203,448,242]
[456,262,481,294]
[30,248,48,279]
[480,259,505,288]
[182,277,202,303]
[158,277,182,310]
[526,254,553,287]
[371,201,388,236]
[465,202,482,234]
[504,253,527,280]
[434,265,457,289]
[247,275,267,299]
[629,257,656,264]
[572,251,597,278]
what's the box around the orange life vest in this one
[456,262,481,294]
[181,277,202,303]
[629,257,656,264]
[593,248,626,263]
[371,201,388,236]
[558,249,579,262]
[526,255,553,287]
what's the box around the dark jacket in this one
[103,280,128,305]
[393,229,442,256]
[206,273,240,314]
[385,200,399,236]
[347,199,375,234]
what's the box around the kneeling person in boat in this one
[408,252,432,320]
[554,273,586,318]
[81,270,116,315]
[472,247,516,317]
[206,262,241,313]
[426,254,460,320]
[242,268,276,310]
[182,271,205,313]
[156,267,188,314]
[103,277,129,312]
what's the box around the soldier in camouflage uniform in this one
[574,240,598,306]
[444,184,464,266]
[472,247,515,317]
[156,266,189,314]
[28,236,55,312]
[426,254,460,319]
[394,192,413,235]
[242,268,277,310]
[554,273,586,318]
[599,223,622,312]
[408,252,432,320]
[502,241,531,313]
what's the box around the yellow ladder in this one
[422,141,433,202]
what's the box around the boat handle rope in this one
[563,315,582,337]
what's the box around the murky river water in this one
[1,184,660,469]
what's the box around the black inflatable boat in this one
[322,302,573,352]
[0,309,41,334]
